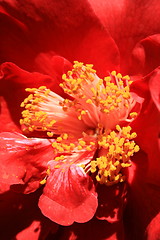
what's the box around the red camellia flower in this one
[0,1,160,240]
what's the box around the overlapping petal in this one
[124,150,160,240]
[126,70,160,239]
[0,0,120,76]
[88,0,160,74]
[0,132,55,193]
[131,68,160,184]
[39,151,98,225]
[130,34,160,76]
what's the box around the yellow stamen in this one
[89,125,139,185]
[20,61,139,188]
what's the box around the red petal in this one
[0,1,120,76]
[131,70,160,185]
[15,219,58,240]
[74,26,120,77]
[0,132,55,193]
[124,151,160,239]
[147,212,160,240]
[133,104,160,186]
[34,54,72,78]
[130,34,160,76]
[15,221,44,240]
[39,164,98,226]
[0,96,22,133]
[88,0,160,73]
[0,5,35,70]
[124,69,160,238]
[149,67,160,111]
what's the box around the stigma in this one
[20,61,140,186]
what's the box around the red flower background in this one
[0,0,160,239]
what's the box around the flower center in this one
[20,61,139,185]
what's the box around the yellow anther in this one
[130,132,137,138]
[117,73,122,79]
[46,168,51,175]
[62,74,66,80]
[79,140,86,146]
[55,155,65,161]
[119,138,125,146]
[104,76,111,81]
[54,165,61,169]
[116,125,121,131]
[104,109,109,113]
[25,88,37,92]
[122,75,130,80]
[40,179,47,185]
[134,145,140,152]
[86,64,94,68]
[116,98,122,103]
[121,163,131,168]
[39,86,47,90]
[116,91,122,97]
[130,112,138,118]
[111,71,116,76]
[86,99,93,104]
[45,89,50,96]
[52,142,58,148]
[114,161,120,166]
[62,133,68,140]
[81,110,86,115]
[110,131,116,138]
[20,102,25,107]
[86,146,92,151]
[50,120,56,126]
[110,165,116,171]
[119,80,124,86]
[70,143,75,148]
[78,145,83,150]
[109,106,115,111]
[57,137,62,142]
[96,175,101,182]
[125,103,129,108]
[129,80,133,84]
[19,119,24,125]
[123,92,130,99]
[47,132,54,137]
[114,137,119,144]
[28,127,34,132]
[109,145,115,154]
[91,87,97,95]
